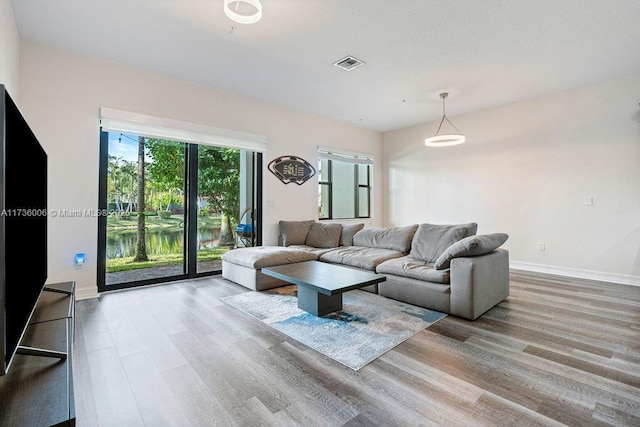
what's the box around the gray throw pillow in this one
[306,223,342,248]
[279,219,315,246]
[434,233,509,270]
[353,224,418,252]
[459,222,479,238]
[408,223,468,263]
[340,223,365,246]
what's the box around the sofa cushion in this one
[340,223,365,246]
[305,222,342,248]
[434,233,509,270]
[288,245,339,256]
[222,246,316,269]
[409,223,473,263]
[319,246,405,271]
[279,219,315,246]
[352,224,418,253]
[376,256,450,284]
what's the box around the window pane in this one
[358,164,369,185]
[318,158,329,182]
[196,145,240,273]
[106,134,186,285]
[318,150,373,221]
[332,160,355,219]
[236,150,256,249]
[319,183,330,219]
[358,187,370,217]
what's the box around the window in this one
[318,149,372,220]
[97,108,265,291]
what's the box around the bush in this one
[157,210,172,219]
[199,205,214,216]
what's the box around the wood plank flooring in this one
[73,270,640,426]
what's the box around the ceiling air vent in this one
[333,56,365,71]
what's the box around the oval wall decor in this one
[268,155,316,185]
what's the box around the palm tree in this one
[108,155,125,212]
[133,136,148,262]
[120,162,136,212]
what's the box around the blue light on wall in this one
[75,253,85,268]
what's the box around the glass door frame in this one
[97,130,263,293]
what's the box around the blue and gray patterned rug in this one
[221,285,446,371]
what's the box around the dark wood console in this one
[0,281,76,426]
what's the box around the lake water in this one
[107,227,221,258]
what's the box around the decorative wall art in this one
[268,155,316,185]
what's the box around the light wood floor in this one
[73,270,640,426]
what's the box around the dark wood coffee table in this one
[261,260,386,316]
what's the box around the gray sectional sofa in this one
[222,220,510,320]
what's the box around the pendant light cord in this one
[435,93,462,135]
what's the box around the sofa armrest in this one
[449,249,509,320]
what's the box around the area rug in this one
[221,286,446,371]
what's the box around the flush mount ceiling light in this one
[224,0,262,24]
[424,92,466,147]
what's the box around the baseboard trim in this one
[510,261,640,287]
[75,287,99,300]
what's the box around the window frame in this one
[318,149,372,221]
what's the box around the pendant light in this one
[224,0,262,24]
[424,92,465,147]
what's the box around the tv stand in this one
[16,345,68,360]
[0,281,76,426]
[43,285,74,296]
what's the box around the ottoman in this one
[221,246,317,291]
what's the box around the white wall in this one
[19,40,382,299]
[383,73,640,284]
[0,0,20,97]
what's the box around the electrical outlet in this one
[537,242,545,251]
[584,196,593,206]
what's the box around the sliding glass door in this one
[195,145,258,273]
[97,131,262,291]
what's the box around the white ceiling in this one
[10,0,640,132]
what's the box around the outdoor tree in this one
[107,155,124,211]
[120,161,136,212]
[144,139,185,212]
[145,140,240,247]
[198,146,240,246]
[134,135,148,262]
[107,155,137,212]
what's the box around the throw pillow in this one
[352,224,418,252]
[434,233,509,270]
[340,223,365,246]
[279,219,315,246]
[306,223,343,248]
[408,223,468,263]
[459,222,479,238]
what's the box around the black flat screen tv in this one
[0,84,48,376]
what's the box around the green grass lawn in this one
[106,213,230,273]
[106,246,229,273]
